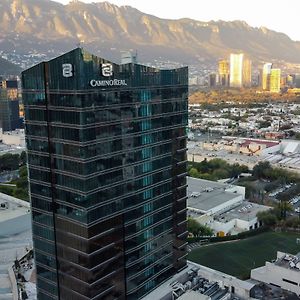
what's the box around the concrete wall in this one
[211,217,260,235]
[0,192,30,208]
[209,195,243,215]
[211,219,236,234]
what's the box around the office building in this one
[262,63,272,90]
[0,79,20,131]
[269,68,281,93]
[262,63,281,93]
[295,74,300,88]
[121,51,138,64]
[218,60,230,87]
[229,53,252,88]
[208,73,217,87]
[22,48,188,300]
[242,57,252,87]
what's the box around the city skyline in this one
[56,0,300,41]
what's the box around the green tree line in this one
[188,158,249,181]
[0,151,29,201]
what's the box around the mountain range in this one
[1,0,300,69]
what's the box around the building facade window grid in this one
[22,48,188,300]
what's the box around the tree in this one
[189,168,199,178]
[0,153,20,171]
[198,224,213,237]
[187,217,202,236]
[0,185,14,196]
[20,151,27,166]
[19,166,28,179]
[187,218,213,237]
[252,161,271,179]
[275,201,293,220]
[257,211,278,226]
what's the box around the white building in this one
[251,251,300,296]
[0,128,25,147]
[142,261,256,300]
[187,178,271,235]
[211,202,271,235]
[0,193,31,299]
[187,177,245,216]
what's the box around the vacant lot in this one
[188,231,300,279]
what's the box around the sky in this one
[56,0,300,41]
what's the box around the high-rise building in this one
[218,60,230,87]
[261,63,281,93]
[229,53,252,88]
[0,79,20,131]
[269,69,281,93]
[242,58,252,88]
[208,73,217,87]
[121,51,138,64]
[295,74,300,88]
[262,63,273,90]
[22,48,188,300]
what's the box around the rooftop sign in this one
[89,79,127,87]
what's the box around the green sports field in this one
[188,231,300,279]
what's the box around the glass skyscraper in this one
[22,48,188,300]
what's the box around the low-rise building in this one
[142,261,255,300]
[212,202,271,235]
[142,260,299,300]
[187,177,271,236]
[0,128,25,147]
[188,177,245,216]
[251,251,300,296]
[0,192,32,299]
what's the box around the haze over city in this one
[57,0,300,40]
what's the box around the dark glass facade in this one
[0,84,20,132]
[22,48,188,300]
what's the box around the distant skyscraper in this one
[230,54,243,88]
[269,69,281,93]
[121,51,138,64]
[218,60,230,87]
[209,73,217,87]
[262,63,273,90]
[262,63,281,93]
[286,75,294,87]
[295,74,300,88]
[22,48,188,300]
[229,53,252,88]
[0,79,20,131]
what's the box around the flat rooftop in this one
[187,177,241,213]
[141,264,195,300]
[142,261,253,300]
[215,202,271,222]
[0,193,32,299]
[0,192,31,236]
[275,252,300,272]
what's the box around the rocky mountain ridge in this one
[1,0,300,68]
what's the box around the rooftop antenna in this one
[76,42,81,48]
